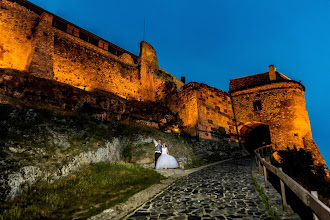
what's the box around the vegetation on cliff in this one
[0,162,164,219]
[0,103,202,215]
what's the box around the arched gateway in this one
[238,122,271,154]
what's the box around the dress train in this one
[155,147,179,170]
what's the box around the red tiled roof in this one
[229,71,291,92]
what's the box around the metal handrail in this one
[254,145,330,220]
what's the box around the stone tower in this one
[229,66,326,166]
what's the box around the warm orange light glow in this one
[173,128,179,133]
[272,151,282,163]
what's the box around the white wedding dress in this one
[155,147,179,170]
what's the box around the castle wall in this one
[28,12,54,79]
[231,81,326,165]
[196,84,237,141]
[168,82,241,160]
[153,67,184,101]
[0,68,177,126]
[168,83,238,141]
[53,30,143,100]
[0,0,36,71]
[168,85,199,136]
[0,1,183,102]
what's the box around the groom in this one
[153,139,162,168]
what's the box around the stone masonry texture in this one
[126,157,271,220]
[0,69,177,127]
[231,80,326,166]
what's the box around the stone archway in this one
[239,122,271,154]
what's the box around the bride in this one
[155,143,179,170]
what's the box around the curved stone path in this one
[126,157,271,219]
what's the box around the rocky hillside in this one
[0,68,244,203]
[0,104,201,202]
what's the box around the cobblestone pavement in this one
[126,157,271,219]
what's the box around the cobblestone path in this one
[126,157,271,220]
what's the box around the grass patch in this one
[184,156,208,169]
[190,157,208,168]
[0,162,165,220]
[123,144,133,162]
[251,172,278,220]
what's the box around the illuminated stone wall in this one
[196,83,237,141]
[29,12,54,79]
[168,83,238,141]
[0,0,183,102]
[0,68,177,126]
[153,67,184,102]
[53,31,142,100]
[168,83,199,136]
[231,81,326,165]
[0,0,35,71]
[168,82,240,160]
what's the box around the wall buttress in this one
[28,12,54,79]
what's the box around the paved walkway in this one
[126,157,270,219]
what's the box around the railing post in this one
[255,155,258,166]
[311,191,319,220]
[261,148,264,157]
[279,167,287,211]
[254,145,330,219]
[263,165,268,187]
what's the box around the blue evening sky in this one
[28,0,330,166]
